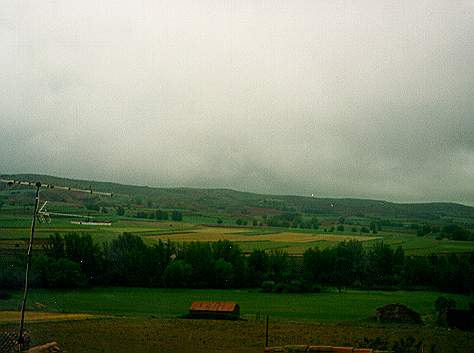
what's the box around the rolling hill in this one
[2,173,473,221]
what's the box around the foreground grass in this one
[1,288,472,322]
[1,288,473,353]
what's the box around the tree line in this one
[234,212,473,240]
[133,209,183,221]
[1,232,473,293]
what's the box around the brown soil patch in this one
[0,311,95,323]
[146,227,377,243]
[21,317,474,353]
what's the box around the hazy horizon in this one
[1,0,473,205]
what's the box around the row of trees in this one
[132,209,183,221]
[416,223,474,241]
[236,213,321,229]
[1,233,473,293]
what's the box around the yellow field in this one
[0,311,95,323]
[145,226,377,243]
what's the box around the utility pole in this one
[0,178,112,349]
[17,182,41,350]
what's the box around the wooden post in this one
[265,315,269,347]
[18,182,41,350]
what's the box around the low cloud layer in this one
[1,0,473,204]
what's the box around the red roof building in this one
[189,301,240,319]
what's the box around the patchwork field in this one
[1,215,474,256]
[145,227,378,243]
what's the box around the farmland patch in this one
[0,311,95,323]
[145,227,378,244]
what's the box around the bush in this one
[116,206,125,216]
[375,303,422,324]
[274,282,287,293]
[435,296,456,325]
[171,211,183,221]
[391,336,424,353]
[435,296,456,315]
[32,256,85,288]
[260,280,276,293]
[0,291,12,300]
[48,258,86,288]
[285,280,305,293]
[442,224,471,241]
[0,257,25,289]
[163,260,192,288]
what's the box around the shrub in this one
[163,260,192,288]
[260,280,276,293]
[435,296,456,316]
[32,256,85,288]
[0,291,12,300]
[375,303,422,324]
[0,257,25,289]
[285,280,304,293]
[274,282,287,293]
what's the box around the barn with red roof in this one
[189,301,240,320]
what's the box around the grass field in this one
[1,288,473,353]
[1,215,473,256]
[1,288,472,322]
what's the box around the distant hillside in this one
[2,173,474,220]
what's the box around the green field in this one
[1,215,473,256]
[2,175,474,257]
[1,289,474,353]
[2,176,474,352]
[1,288,472,322]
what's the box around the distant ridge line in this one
[1,173,473,218]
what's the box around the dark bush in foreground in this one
[32,256,86,288]
[0,291,12,300]
[375,303,422,324]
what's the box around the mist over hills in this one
[2,173,473,220]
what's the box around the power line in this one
[1,178,111,350]
[0,178,113,197]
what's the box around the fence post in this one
[265,315,269,347]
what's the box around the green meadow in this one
[1,287,472,322]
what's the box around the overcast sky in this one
[1,0,473,205]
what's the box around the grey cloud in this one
[1,0,473,205]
